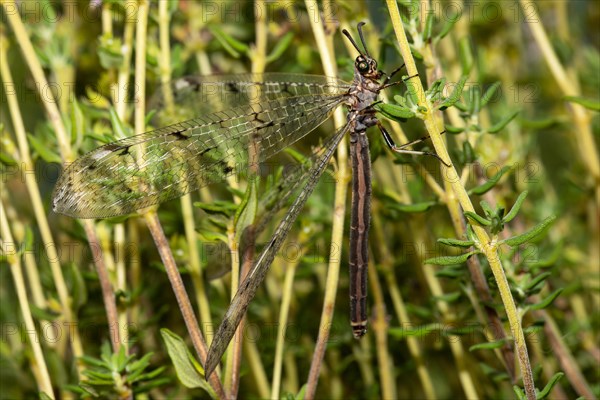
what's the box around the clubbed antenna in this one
[342,22,371,57]
[356,22,371,57]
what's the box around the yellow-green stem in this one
[0,201,54,398]
[0,20,86,375]
[385,2,536,399]
[303,5,349,399]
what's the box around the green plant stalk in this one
[114,0,136,120]
[270,237,305,398]
[533,306,597,399]
[242,334,270,398]
[107,1,138,347]
[132,3,226,397]
[303,5,349,399]
[385,2,536,399]
[518,0,599,200]
[0,19,87,374]
[92,224,124,351]
[413,221,479,399]
[0,201,55,398]
[223,223,240,393]
[113,223,128,352]
[144,212,226,399]
[155,0,213,351]
[422,15,518,383]
[367,245,396,399]
[371,210,437,399]
[0,1,71,160]
[224,4,271,392]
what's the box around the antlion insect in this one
[52,22,444,377]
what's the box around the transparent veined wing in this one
[204,121,350,377]
[151,73,351,125]
[52,90,349,218]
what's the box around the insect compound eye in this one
[355,56,369,73]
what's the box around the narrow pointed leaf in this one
[464,211,492,226]
[503,191,528,223]
[529,288,563,310]
[537,373,564,399]
[160,329,215,396]
[266,32,294,64]
[564,96,600,111]
[439,75,468,110]
[502,215,556,247]
[481,82,501,107]
[425,250,478,265]
[375,103,416,121]
[27,133,62,164]
[391,201,437,213]
[469,166,510,195]
[438,238,475,248]
[487,109,520,133]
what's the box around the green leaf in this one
[39,392,54,400]
[390,201,437,213]
[537,372,564,399]
[433,291,461,303]
[295,384,307,400]
[439,75,468,110]
[109,107,130,140]
[502,215,556,247]
[210,26,248,58]
[266,32,294,64]
[437,238,475,248]
[564,96,600,111]
[461,140,476,164]
[27,133,62,164]
[487,109,520,134]
[70,262,88,311]
[470,338,509,351]
[512,386,527,400]
[97,34,124,69]
[469,166,510,195]
[468,86,481,115]
[194,200,237,216]
[198,230,228,244]
[480,82,501,107]
[503,191,528,223]
[30,304,62,321]
[529,288,563,310]
[70,97,85,144]
[375,103,416,121]
[523,272,552,292]
[389,323,439,339]
[234,178,258,243]
[520,117,562,129]
[425,251,478,265]
[160,329,215,396]
[435,11,459,41]
[464,211,492,226]
[458,37,473,74]
[422,12,434,41]
[444,125,465,134]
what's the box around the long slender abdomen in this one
[349,129,372,338]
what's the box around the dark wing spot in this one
[257,121,275,131]
[118,146,131,156]
[170,130,191,140]
[227,82,240,93]
[199,147,214,156]
[219,161,234,174]
[252,112,267,123]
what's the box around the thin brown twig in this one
[144,212,227,399]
